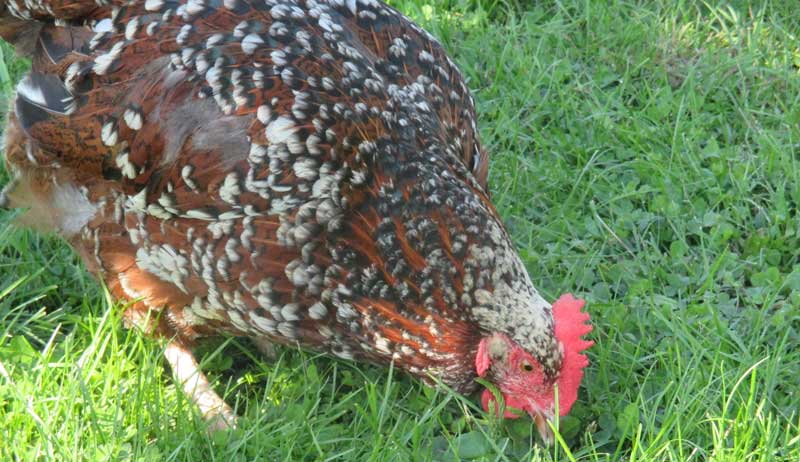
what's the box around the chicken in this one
[0,0,593,442]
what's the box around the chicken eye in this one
[520,362,534,373]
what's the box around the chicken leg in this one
[163,342,237,432]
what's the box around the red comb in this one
[552,293,593,416]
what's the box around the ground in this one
[1,1,799,461]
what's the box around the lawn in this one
[1,0,800,460]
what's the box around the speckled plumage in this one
[1,0,564,401]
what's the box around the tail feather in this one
[2,0,110,22]
[15,73,73,131]
[0,0,112,56]
[39,26,92,63]
[1,1,112,177]
[16,73,72,114]
[11,69,110,179]
[0,14,41,56]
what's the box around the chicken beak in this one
[529,408,555,446]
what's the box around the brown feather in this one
[2,0,564,396]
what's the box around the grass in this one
[1,0,800,460]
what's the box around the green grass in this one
[2,0,800,460]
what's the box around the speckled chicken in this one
[0,0,592,441]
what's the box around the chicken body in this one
[1,0,581,431]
